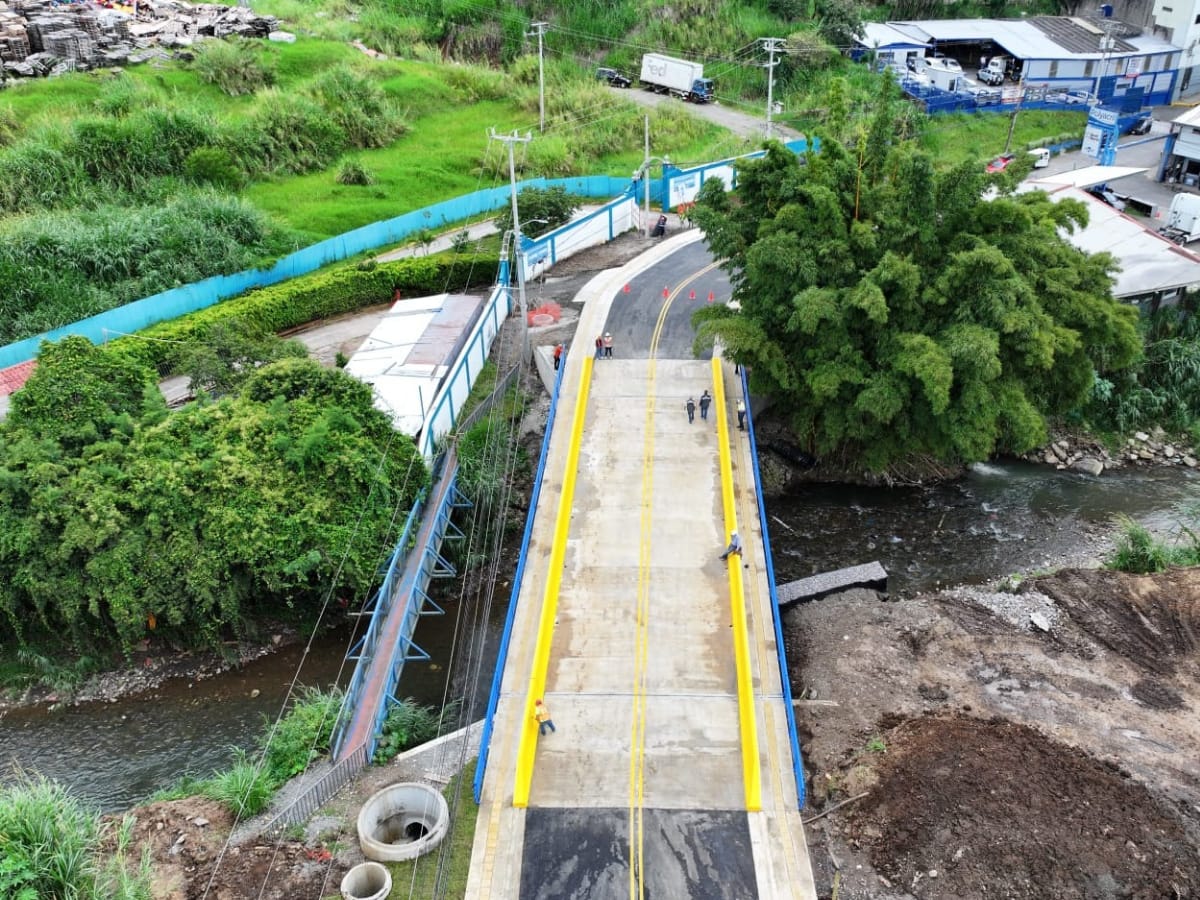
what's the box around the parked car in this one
[1128,114,1153,135]
[1086,184,1127,212]
[596,67,631,88]
[930,53,962,73]
[987,154,1017,173]
[977,67,1005,86]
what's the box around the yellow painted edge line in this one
[712,356,762,812]
[512,355,594,807]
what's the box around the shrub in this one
[68,107,218,192]
[336,158,375,185]
[373,698,458,764]
[0,189,293,344]
[184,146,243,189]
[260,686,343,783]
[191,37,276,96]
[0,774,151,900]
[0,139,87,213]
[112,253,499,373]
[200,750,275,817]
[225,92,347,176]
[93,74,143,117]
[0,103,22,146]
[492,185,578,237]
[1107,515,1200,573]
[309,64,407,149]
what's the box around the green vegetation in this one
[690,85,1140,472]
[1087,301,1200,436]
[493,185,578,238]
[0,774,153,900]
[374,698,460,764]
[0,337,428,655]
[112,253,497,373]
[384,760,479,898]
[1107,515,1200,574]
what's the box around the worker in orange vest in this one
[534,698,556,735]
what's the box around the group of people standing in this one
[593,333,614,359]
[685,390,746,430]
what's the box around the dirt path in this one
[791,569,1200,899]
[609,84,803,143]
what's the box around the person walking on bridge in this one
[699,390,711,421]
[534,698,556,736]
[686,397,696,423]
[736,398,746,431]
[553,343,563,371]
[720,531,743,561]
[594,334,603,359]
[603,332,613,359]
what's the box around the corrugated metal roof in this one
[858,22,928,50]
[874,17,1179,60]
[344,294,482,436]
[1019,183,1200,298]
[1027,16,1136,55]
[1171,106,1200,128]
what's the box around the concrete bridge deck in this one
[465,235,815,899]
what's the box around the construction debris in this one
[0,0,278,78]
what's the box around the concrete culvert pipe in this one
[357,782,449,862]
[340,861,392,900]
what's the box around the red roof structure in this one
[0,360,36,397]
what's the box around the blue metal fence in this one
[0,177,632,370]
[472,357,567,803]
[741,367,807,809]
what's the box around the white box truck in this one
[1158,193,1200,245]
[639,53,714,103]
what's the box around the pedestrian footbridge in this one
[465,242,816,899]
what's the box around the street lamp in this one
[633,155,671,238]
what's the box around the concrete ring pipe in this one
[356,783,450,862]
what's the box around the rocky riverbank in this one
[1021,425,1199,475]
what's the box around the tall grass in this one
[1108,515,1200,573]
[0,773,153,900]
[0,189,296,344]
[190,37,277,96]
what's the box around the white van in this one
[1029,147,1051,169]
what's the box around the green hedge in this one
[113,253,500,371]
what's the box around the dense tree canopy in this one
[0,338,427,653]
[691,131,1141,471]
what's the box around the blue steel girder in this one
[397,634,430,663]
[414,587,446,615]
[425,544,458,578]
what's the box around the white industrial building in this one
[857,16,1180,107]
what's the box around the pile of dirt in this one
[850,715,1200,899]
[790,568,1200,899]
[1027,567,1200,675]
[107,797,349,900]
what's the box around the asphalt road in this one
[593,240,731,361]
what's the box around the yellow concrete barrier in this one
[711,356,762,812]
[512,355,594,808]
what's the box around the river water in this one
[1,462,1197,811]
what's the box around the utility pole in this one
[527,22,549,132]
[759,38,785,140]
[489,128,533,360]
[644,115,651,237]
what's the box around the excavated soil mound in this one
[851,715,1200,900]
[1027,567,1200,675]
[107,797,347,900]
